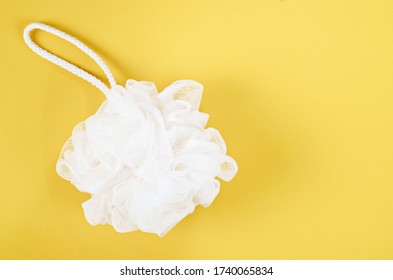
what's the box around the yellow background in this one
[1,0,393,259]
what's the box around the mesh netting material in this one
[57,79,238,236]
[24,23,238,237]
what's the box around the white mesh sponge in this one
[24,23,238,237]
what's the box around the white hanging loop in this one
[23,22,116,96]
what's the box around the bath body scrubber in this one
[24,23,238,237]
